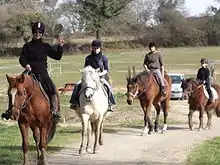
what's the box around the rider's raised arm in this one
[46,43,63,60]
[19,44,28,68]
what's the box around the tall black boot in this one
[51,94,61,122]
[1,94,12,120]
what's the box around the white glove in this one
[98,70,107,77]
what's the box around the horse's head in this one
[81,65,100,102]
[126,66,145,105]
[6,73,33,121]
[184,79,203,96]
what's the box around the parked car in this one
[168,73,186,100]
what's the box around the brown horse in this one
[126,66,172,135]
[182,79,220,131]
[6,73,58,165]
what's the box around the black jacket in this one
[19,39,63,73]
[196,67,211,83]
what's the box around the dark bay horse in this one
[126,66,172,135]
[182,79,220,131]
[6,73,58,165]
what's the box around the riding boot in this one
[51,94,61,122]
[161,86,166,97]
[108,92,116,112]
[69,84,80,110]
[207,90,214,103]
[1,94,12,120]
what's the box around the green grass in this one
[0,123,80,165]
[186,137,220,165]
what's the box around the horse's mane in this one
[82,66,100,85]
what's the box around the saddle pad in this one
[203,86,218,100]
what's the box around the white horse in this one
[76,65,109,154]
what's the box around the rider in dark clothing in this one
[196,58,214,103]
[1,21,65,121]
[69,39,116,111]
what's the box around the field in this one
[0,47,220,164]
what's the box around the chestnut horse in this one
[126,66,172,135]
[6,73,59,165]
[182,79,220,131]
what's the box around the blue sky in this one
[185,0,217,16]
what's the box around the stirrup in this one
[52,111,61,122]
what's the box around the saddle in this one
[203,86,218,100]
[24,72,50,102]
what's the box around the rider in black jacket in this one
[196,58,214,103]
[1,21,65,121]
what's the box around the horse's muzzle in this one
[127,99,133,105]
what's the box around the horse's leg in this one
[30,126,40,162]
[19,123,29,165]
[140,103,148,136]
[161,100,168,133]
[86,120,92,153]
[145,102,154,135]
[99,119,104,146]
[93,119,102,154]
[39,126,48,165]
[198,106,205,131]
[79,114,89,155]
[154,103,161,132]
[188,109,195,131]
[205,110,212,130]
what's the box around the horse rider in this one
[196,58,214,103]
[143,42,166,96]
[1,21,65,121]
[69,39,116,112]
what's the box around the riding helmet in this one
[31,21,45,34]
[92,39,102,48]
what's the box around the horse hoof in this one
[161,130,166,134]
[79,149,86,155]
[198,128,202,131]
[148,131,154,135]
[93,148,100,154]
[154,128,159,132]
[86,148,92,153]
[99,141,104,146]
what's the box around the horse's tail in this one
[47,92,60,144]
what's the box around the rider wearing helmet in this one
[69,39,116,112]
[196,58,214,103]
[1,21,65,121]
[143,42,166,96]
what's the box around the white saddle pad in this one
[203,86,218,100]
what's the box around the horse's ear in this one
[6,74,12,83]
[95,68,100,72]
[17,74,25,83]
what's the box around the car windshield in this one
[170,75,182,84]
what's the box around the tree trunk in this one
[96,29,100,39]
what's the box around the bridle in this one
[128,83,145,99]
[12,76,35,112]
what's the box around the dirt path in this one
[47,100,220,165]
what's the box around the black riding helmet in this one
[200,58,209,64]
[31,21,45,34]
[92,39,102,48]
[148,42,156,48]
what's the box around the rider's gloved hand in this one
[25,64,32,71]
[98,70,107,77]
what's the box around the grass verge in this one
[186,136,220,165]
